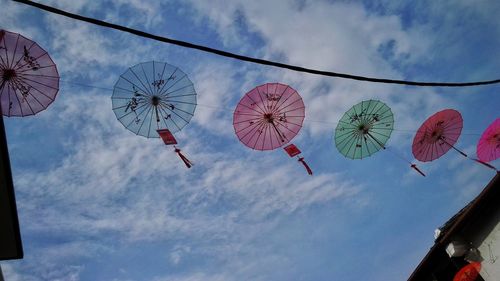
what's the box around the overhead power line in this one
[13,0,500,87]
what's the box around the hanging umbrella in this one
[412,109,463,162]
[413,109,496,171]
[0,29,59,117]
[112,61,196,168]
[477,118,500,163]
[453,262,481,281]
[233,82,312,175]
[335,99,425,176]
[335,99,394,159]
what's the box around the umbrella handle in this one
[473,159,498,171]
[174,147,193,168]
[410,164,426,177]
[298,157,313,176]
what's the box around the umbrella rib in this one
[158,105,182,131]
[8,82,24,116]
[260,123,270,150]
[248,120,267,149]
[154,62,167,95]
[119,102,149,121]
[162,99,197,107]
[255,86,271,114]
[363,135,372,156]
[7,33,20,68]
[237,101,266,116]
[235,118,264,134]
[338,131,358,157]
[156,65,177,95]
[159,72,186,96]
[233,112,264,118]
[16,64,54,73]
[278,106,306,115]
[11,81,37,115]
[140,63,156,96]
[0,52,9,69]
[246,120,267,149]
[274,121,297,139]
[366,132,386,149]
[270,85,290,113]
[162,83,193,97]
[12,77,46,110]
[237,120,265,145]
[267,83,279,113]
[119,75,150,97]
[272,89,295,115]
[158,100,194,117]
[12,76,54,101]
[247,88,268,115]
[336,127,360,138]
[12,41,40,70]
[158,106,172,131]
[16,75,59,92]
[129,67,153,96]
[233,116,262,125]
[158,101,191,123]
[273,118,303,129]
[268,122,276,149]
[17,72,59,79]
[136,104,153,135]
[162,92,196,99]
[274,98,303,113]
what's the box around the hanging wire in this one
[58,79,484,136]
[13,0,500,88]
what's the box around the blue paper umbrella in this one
[112,61,197,138]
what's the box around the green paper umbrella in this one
[335,99,394,159]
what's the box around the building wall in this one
[477,216,500,280]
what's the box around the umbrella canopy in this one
[477,118,500,162]
[0,29,59,117]
[335,99,394,159]
[453,262,481,281]
[412,109,463,162]
[112,61,196,138]
[233,82,305,150]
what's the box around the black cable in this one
[12,0,500,88]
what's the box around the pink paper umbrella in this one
[413,109,464,162]
[413,109,496,171]
[0,30,59,117]
[477,118,500,163]
[233,82,312,175]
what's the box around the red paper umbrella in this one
[412,109,464,162]
[453,262,481,281]
[0,30,59,117]
[233,83,312,175]
[477,118,500,163]
[413,109,496,171]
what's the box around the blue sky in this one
[1,0,499,280]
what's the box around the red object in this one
[477,118,500,163]
[157,129,178,145]
[284,144,301,157]
[410,164,426,177]
[0,29,59,117]
[233,83,305,151]
[412,109,463,162]
[175,147,193,168]
[453,262,481,281]
[298,157,313,175]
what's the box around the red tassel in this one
[473,159,497,171]
[175,147,193,168]
[298,157,313,176]
[410,164,426,177]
